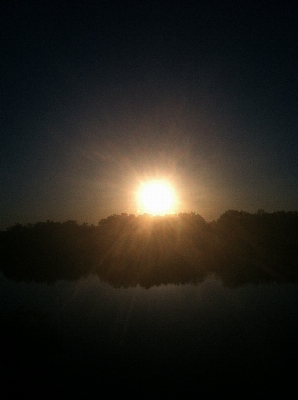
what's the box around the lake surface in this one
[1,272,298,397]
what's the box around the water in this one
[1,273,298,396]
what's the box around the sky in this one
[1,1,298,229]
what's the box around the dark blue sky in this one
[1,1,298,228]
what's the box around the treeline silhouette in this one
[1,210,298,287]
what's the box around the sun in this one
[137,180,176,215]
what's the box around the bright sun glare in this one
[137,180,176,215]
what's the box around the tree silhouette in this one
[1,210,298,287]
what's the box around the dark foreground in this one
[1,274,298,397]
[1,210,298,396]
